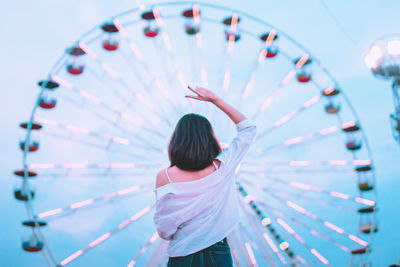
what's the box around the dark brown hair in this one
[168,113,221,171]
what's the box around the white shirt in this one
[153,119,257,257]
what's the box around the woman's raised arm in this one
[186,86,246,125]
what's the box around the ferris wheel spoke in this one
[37,130,162,161]
[259,200,352,254]
[256,95,321,139]
[59,205,153,266]
[239,199,308,267]
[240,178,356,213]
[51,75,165,146]
[240,172,375,207]
[263,191,369,248]
[251,53,310,121]
[238,200,280,267]
[113,18,182,123]
[226,235,242,267]
[84,64,169,137]
[145,238,168,267]
[35,183,153,220]
[116,49,180,127]
[237,222,261,267]
[228,229,254,267]
[264,207,331,266]
[126,232,159,267]
[248,125,340,157]
[236,182,299,266]
[78,42,167,119]
[241,30,278,100]
[34,116,164,154]
[153,8,190,95]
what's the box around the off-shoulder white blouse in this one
[153,119,257,257]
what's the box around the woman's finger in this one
[187,86,198,95]
[185,95,202,100]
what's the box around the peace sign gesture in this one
[185,86,220,103]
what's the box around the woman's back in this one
[156,160,221,188]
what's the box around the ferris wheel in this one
[15,2,378,266]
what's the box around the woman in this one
[153,86,257,267]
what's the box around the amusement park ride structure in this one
[15,2,379,266]
[365,34,400,145]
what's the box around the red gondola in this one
[101,23,119,51]
[19,141,39,152]
[66,46,86,75]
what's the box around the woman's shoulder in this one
[155,168,169,189]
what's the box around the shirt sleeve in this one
[216,118,257,174]
[153,195,179,240]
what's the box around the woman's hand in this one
[185,86,220,103]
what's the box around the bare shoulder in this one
[155,169,169,189]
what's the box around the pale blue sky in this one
[1,1,399,266]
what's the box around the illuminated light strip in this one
[290,181,311,190]
[66,125,90,134]
[101,62,119,78]
[296,255,307,265]
[70,199,94,209]
[60,250,83,266]
[192,5,200,25]
[79,42,98,59]
[353,159,372,165]
[263,233,286,264]
[37,208,62,218]
[323,221,344,234]
[348,234,368,247]
[223,62,231,91]
[29,163,55,169]
[310,249,329,265]
[284,136,303,146]
[121,113,142,126]
[113,20,171,100]
[244,242,257,266]
[286,201,306,214]
[152,8,163,27]
[265,29,277,46]
[117,186,139,195]
[324,86,335,95]
[34,116,59,126]
[36,185,144,219]
[342,120,356,128]
[258,69,296,112]
[112,136,130,145]
[259,197,352,254]
[242,72,256,99]
[35,116,133,147]
[59,206,153,266]
[177,71,187,90]
[62,163,88,169]
[79,91,101,104]
[89,232,111,248]
[289,161,310,166]
[273,177,374,205]
[355,197,375,206]
[295,54,310,68]
[330,191,350,199]
[303,95,320,107]
[126,232,159,267]
[276,218,295,234]
[329,160,348,165]
[51,75,73,89]
[320,126,338,135]
[161,32,173,51]
[286,199,368,246]
[282,69,296,85]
